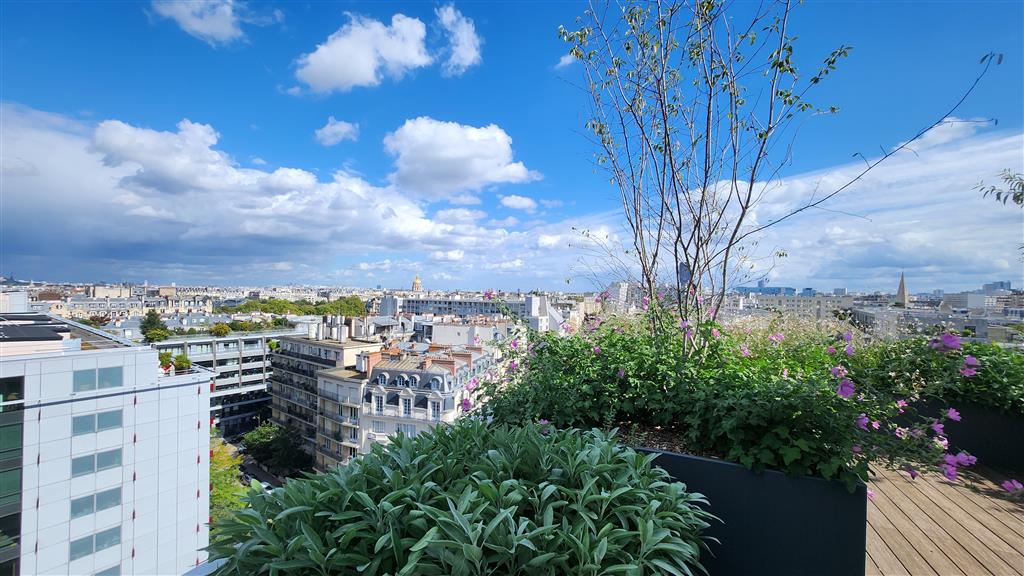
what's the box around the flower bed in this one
[208,421,715,575]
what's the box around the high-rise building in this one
[0,313,212,575]
[833,288,848,296]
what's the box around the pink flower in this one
[768,332,785,343]
[931,422,945,435]
[856,414,869,431]
[483,289,495,300]
[679,319,690,329]
[896,399,908,414]
[940,463,958,482]
[872,420,881,430]
[836,379,855,398]
[592,346,601,355]
[946,407,961,422]
[782,368,789,379]
[641,296,649,310]
[508,360,518,372]
[851,444,862,454]
[465,378,478,392]
[844,344,855,357]
[867,489,876,500]
[894,427,908,439]
[1001,479,1024,493]
[617,368,626,379]
[510,339,519,349]
[711,328,721,339]
[843,332,853,342]
[963,355,979,367]
[461,398,472,411]
[960,367,977,377]
[934,436,949,450]
[830,365,849,378]
[740,345,751,357]
[826,346,836,354]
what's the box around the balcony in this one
[274,348,338,367]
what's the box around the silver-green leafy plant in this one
[208,421,715,576]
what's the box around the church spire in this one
[896,272,909,307]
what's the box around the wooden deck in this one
[867,465,1024,575]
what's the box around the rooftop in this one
[1,313,133,354]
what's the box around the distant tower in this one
[411,274,422,292]
[896,272,909,307]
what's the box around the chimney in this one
[432,358,457,375]
[451,351,473,369]
[358,350,383,375]
[421,358,432,370]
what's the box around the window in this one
[401,398,411,417]
[67,526,122,561]
[0,469,20,507]
[94,526,120,551]
[73,410,123,436]
[348,428,358,441]
[96,449,121,471]
[348,407,358,420]
[431,401,441,421]
[73,370,96,392]
[70,494,95,519]
[95,487,121,511]
[377,374,387,386]
[72,449,122,477]
[398,376,408,387]
[97,367,122,389]
[70,535,93,561]
[0,423,21,460]
[95,563,121,576]
[372,420,385,434]
[399,424,416,437]
[374,396,383,414]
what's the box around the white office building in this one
[0,313,212,575]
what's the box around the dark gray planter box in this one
[643,449,866,576]
[925,401,1024,472]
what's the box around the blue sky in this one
[1,0,1021,292]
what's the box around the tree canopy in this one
[224,296,366,317]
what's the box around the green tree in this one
[141,310,169,342]
[267,339,280,351]
[241,421,313,476]
[210,430,245,524]
[158,351,173,368]
[977,170,1024,207]
[173,354,192,371]
[210,323,231,337]
[143,327,171,343]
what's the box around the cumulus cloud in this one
[500,194,538,212]
[315,116,359,146]
[434,208,486,223]
[152,0,243,45]
[435,4,482,76]
[384,117,540,200]
[430,249,465,261]
[295,14,432,93]
[555,54,576,69]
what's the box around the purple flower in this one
[872,420,881,430]
[592,346,601,355]
[940,463,958,482]
[836,379,855,398]
[740,345,751,358]
[844,344,855,357]
[768,332,785,344]
[826,346,836,354]
[946,407,961,422]
[483,289,495,300]
[963,355,979,367]
[931,422,945,435]
[686,329,695,339]
[935,436,949,450]
[830,365,849,378]
[896,399,908,411]
[843,331,853,342]
[679,319,690,329]
[465,378,478,392]
[851,444,862,454]
[931,332,962,351]
[960,367,977,377]
[867,489,876,500]
[905,466,920,480]
[943,453,959,467]
[894,427,908,439]
[711,328,721,339]
[461,398,472,411]
[782,368,789,379]
[954,452,976,467]
[617,368,626,379]
[856,414,869,431]
[510,339,519,350]
[641,296,649,310]
[1001,479,1024,493]
[508,360,518,372]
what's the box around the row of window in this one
[371,396,441,420]
[70,487,121,519]
[72,410,122,436]
[370,420,418,437]
[72,368,123,393]
[69,525,120,561]
[72,449,122,478]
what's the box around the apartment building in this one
[0,313,212,576]
[53,296,215,320]
[379,294,564,332]
[153,328,303,437]
[746,294,855,319]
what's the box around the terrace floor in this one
[866,465,1024,575]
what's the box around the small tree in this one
[158,351,173,368]
[241,421,312,476]
[140,310,166,333]
[267,339,280,351]
[173,354,192,371]
[143,327,171,343]
[210,430,245,524]
[210,323,231,337]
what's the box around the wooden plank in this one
[883,468,1024,573]
[865,521,908,576]
[874,467,1020,576]
[970,466,1024,518]
[867,498,940,576]
[922,469,1024,547]
[868,479,966,575]
[865,548,881,576]
[871,469,994,575]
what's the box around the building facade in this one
[0,313,212,576]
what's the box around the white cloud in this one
[555,53,576,69]
[895,116,990,152]
[488,216,519,227]
[484,259,524,270]
[430,249,465,261]
[358,260,392,271]
[384,117,540,199]
[539,198,564,209]
[435,4,482,76]
[434,208,486,223]
[537,234,562,248]
[315,116,359,146]
[151,0,243,45]
[500,194,537,212]
[251,157,266,165]
[295,14,432,93]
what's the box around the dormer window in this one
[398,375,409,387]
[377,374,387,387]
[430,378,441,391]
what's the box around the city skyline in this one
[2,1,1022,292]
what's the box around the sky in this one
[1,0,1022,293]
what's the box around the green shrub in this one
[209,421,715,576]
[173,353,192,371]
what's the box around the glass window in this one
[0,469,20,506]
[0,424,22,458]
[73,370,96,392]
[71,455,95,477]
[72,414,96,436]
[69,535,93,561]
[96,410,122,431]
[374,396,383,414]
[401,398,411,416]
[95,449,122,471]
[70,495,95,519]
[431,402,441,420]
[97,367,122,389]
[0,376,24,404]
[95,564,121,576]
[372,420,385,433]
[95,487,121,511]
[93,526,120,551]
